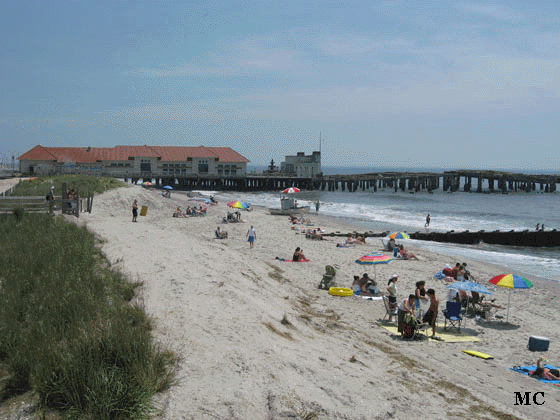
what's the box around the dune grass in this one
[13,174,126,196]
[0,209,177,419]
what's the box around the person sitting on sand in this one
[215,227,228,239]
[292,247,306,262]
[312,229,329,241]
[385,238,396,252]
[351,275,362,295]
[442,264,453,277]
[362,273,381,296]
[531,356,560,380]
[398,245,419,260]
[451,262,461,279]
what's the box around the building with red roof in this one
[19,145,250,178]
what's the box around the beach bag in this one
[404,313,419,329]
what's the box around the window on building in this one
[198,161,208,173]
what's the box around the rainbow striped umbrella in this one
[386,232,410,240]
[489,274,533,323]
[489,274,533,289]
[227,200,248,209]
[355,253,393,265]
[355,253,392,278]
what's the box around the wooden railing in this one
[0,195,93,217]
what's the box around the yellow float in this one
[328,287,354,297]
[463,350,493,359]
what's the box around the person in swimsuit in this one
[292,247,306,261]
[532,356,560,380]
[132,199,139,222]
[422,289,439,339]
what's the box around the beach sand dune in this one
[78,185,559,419]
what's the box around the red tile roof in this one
[19,145,250,163]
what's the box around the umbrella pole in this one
[506,289,512,323]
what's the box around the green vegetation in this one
[0,211,177,419]
[14,174,126,196]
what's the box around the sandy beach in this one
[72,184,560,419]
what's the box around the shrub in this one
[0,212,176,418]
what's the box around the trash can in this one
[140,205,148,216]
[528,336,550,351]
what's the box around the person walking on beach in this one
[132,199,139,222]
[425,214,431,227]
[315,200,320,212]
[246,225,256,248]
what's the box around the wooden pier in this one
[126,169,559,193]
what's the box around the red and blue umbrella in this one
[489,274,533,323]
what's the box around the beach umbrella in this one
[143,181,152,186]
[227,200,248,209]
[447,281,494,295]
[163,185,173,190]
[447,281,494,325]
[386,232,410,240]
[282,187,300,194]
[488,274,533,323]
[355,253,393,278]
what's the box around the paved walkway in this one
[0,178,23,195]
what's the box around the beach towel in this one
[433,271,446,280]
[282,259,310,263]
[510,365,560,383]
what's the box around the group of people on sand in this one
[351,273,380,296]
[442,262,470,280]
[175,205,206,217]
[383,238,419,260]
[225,211,242,223]
[289,214,312,225]
[336,233,366,247]
[383,276,441,340]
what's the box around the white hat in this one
[50,185,55,190]
[391,274,399,279]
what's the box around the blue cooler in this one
[528,336,550,351]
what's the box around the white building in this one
[281,151,321,178]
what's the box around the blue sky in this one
[1,0,559,170]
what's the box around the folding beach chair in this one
[443,301,464,332]
[382,296,398,322]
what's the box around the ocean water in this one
[205,166,560,282]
